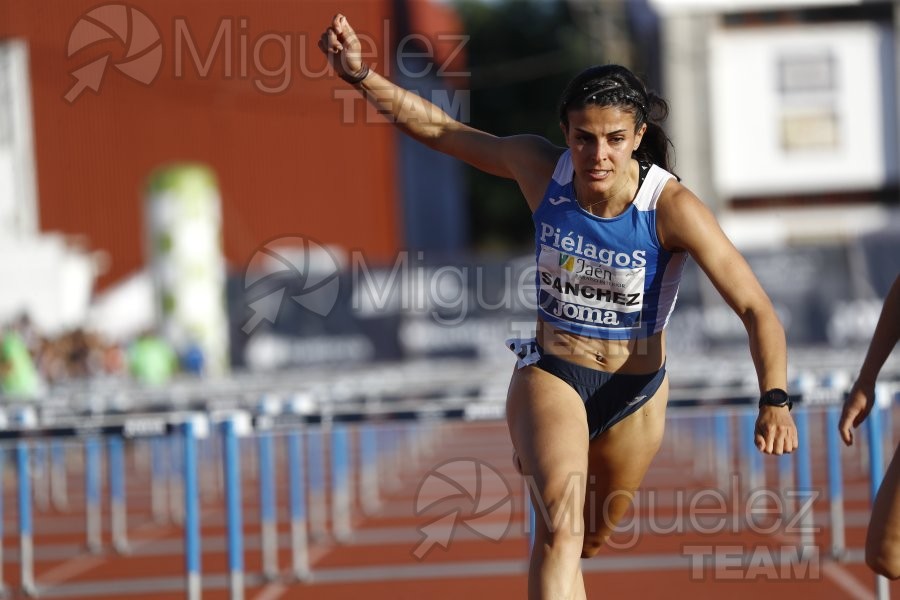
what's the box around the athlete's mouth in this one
[587,169,611,180]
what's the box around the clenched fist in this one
[318,13,369,84]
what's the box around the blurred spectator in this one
[33,327,124,384]
[127,330,178,386]
[63,328,99,378]
[0,316,196,390]
[13,313,41,357]
[180,340,206,376]
[0,323,44,400]
[101,338,126,375]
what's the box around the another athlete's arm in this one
[656,184,796,455]
[840,275,900,579]
[318,13,558,211]
[839,274,900,445]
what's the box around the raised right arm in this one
[319,13,560,211]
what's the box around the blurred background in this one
[0,0,898,399]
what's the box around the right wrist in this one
[340,63,371,85]
[853,372,878,390]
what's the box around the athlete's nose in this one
[593,139,609,162]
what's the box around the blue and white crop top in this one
[533,151,686,340]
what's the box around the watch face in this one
[763,389,789,406]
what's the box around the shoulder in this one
[501,135,565,172]
[655,178,701,211]
[653,177,698,220]
[654,180,721,252]
[499,136,566,211]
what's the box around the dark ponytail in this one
[559,64,676,176]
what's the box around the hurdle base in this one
[114,540,132,555]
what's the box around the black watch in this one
[759,388,792,411]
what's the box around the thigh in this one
[506,365,590,494]
[867,443,900,563]
[585,376,669,528]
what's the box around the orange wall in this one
[1,1,414,288]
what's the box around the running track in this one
[2,412,899,599]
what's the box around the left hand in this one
[754,405,798,454]
[838,381,875,446]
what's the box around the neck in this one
[575,160,638,216]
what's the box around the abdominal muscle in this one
[536,317,666,374]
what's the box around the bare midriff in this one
[536,317,666,374]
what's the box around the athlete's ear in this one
[633,122,647,151]
[560,122,569,140]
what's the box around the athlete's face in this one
[562,105,646,200]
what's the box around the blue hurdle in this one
[742,408,764,494]
[825,406,845,559]
[169,431,185,525]
[713,411,730,493]
[868,386,890,600]
[150,436,168,523]
[84,436,103,553]
[258,428,279,580]
[108,435,129,553]
[17,440,35,595]
[528,494,536,555]
[331,423,352,543]
[778,448,795,518]
[50,439,69,511]
[183,419,201,600]
[307,426,327,542]
[794,406,815,549]
[33,442,49,512]
[222,414,246,600]
[359,424,381,516]
[288,429,310,580]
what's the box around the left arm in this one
[657,183,797,455]
[839,274,900,445]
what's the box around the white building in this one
[649,0,899,246]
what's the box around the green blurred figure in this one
[0,327,42,400]
[128,331,178,386]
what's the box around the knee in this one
[532,489,585,553]
[580,509,613,558]
[866,549,900,580]
[581,535,607,559]
[866,525,900,580]
[537,505,584,551]
[580,515,618,558]
[579,490,635,559]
